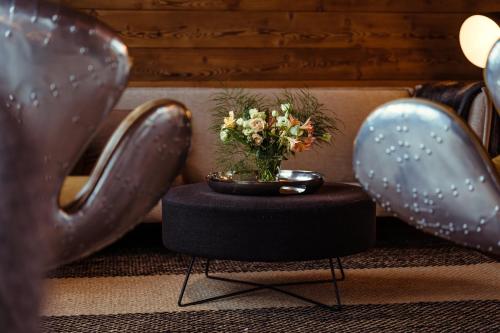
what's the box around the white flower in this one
[280,103,291,112]
[271,110,278,117]
[277,116,290,128]
[288,137,299,151]
[249,108,259,118]
[242,127,254,136]
[289,125,303,137]
[236,118,244,126]
[220,129,229,142]
[248,118,266,133]
[249,108,266,120]
[252,133,263,145]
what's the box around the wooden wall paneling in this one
[129,47,480,82]
[91,11,468,49]
[61,0,500,13]
[56,0,499,86]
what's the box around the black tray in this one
[206,170,324,195]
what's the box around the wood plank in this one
[60,0,500,12]
[92,11,467,49]
[127,80,444,88]
[128,48,481,82]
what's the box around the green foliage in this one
[210,88,341,176]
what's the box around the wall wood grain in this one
[61,0,500,86]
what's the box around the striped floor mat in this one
[42,219,500,333]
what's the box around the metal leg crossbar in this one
[177,257,345,311]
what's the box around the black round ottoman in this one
[163,182,375,261]
[162,182,375,310]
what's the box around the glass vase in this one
[256,156,282,182]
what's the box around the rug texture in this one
[42,218,500,333]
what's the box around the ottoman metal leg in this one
[177,257,345,310]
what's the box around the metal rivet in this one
[479,175,485,183]
[4,30,12,38]
[52,14,59,22]
[70,26,77,33]
[369,126,374,132]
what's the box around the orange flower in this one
[288,137,314,153]
[303,136,315,150]
[300,118,314,136]
[288,114,301,127]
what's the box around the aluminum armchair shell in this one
[354,39,500,255]
[1,1,191,331]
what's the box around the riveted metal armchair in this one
[354,39,500,255]
[0,1,191,332]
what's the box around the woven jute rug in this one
[42,218,500,333]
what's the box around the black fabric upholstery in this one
[162,183,376,262]
[414,81,500,157]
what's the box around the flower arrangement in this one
[211,89,340,181]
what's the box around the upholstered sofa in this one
[60,86,494,221]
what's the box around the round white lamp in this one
[459,15,500,68]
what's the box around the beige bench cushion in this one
[116,87,412,183]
